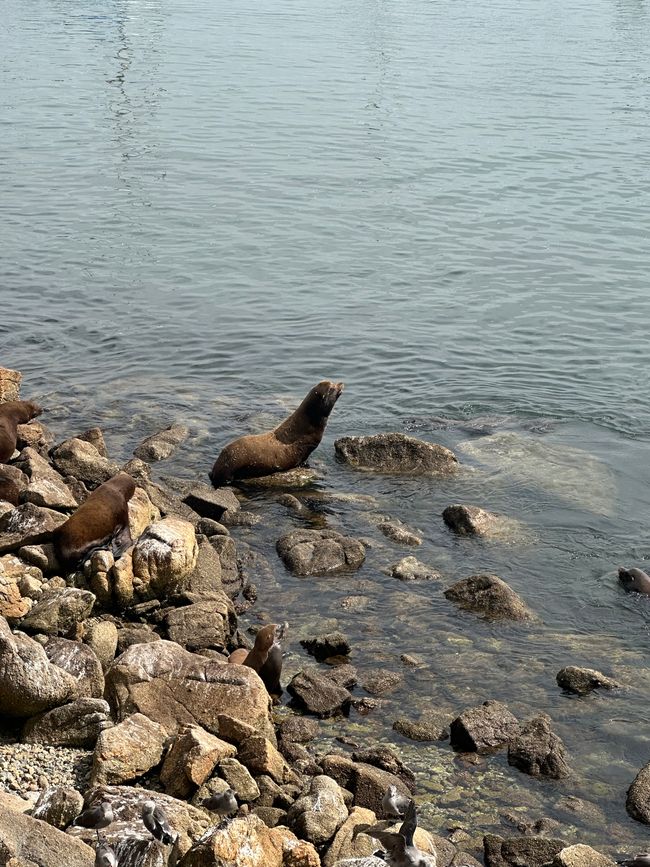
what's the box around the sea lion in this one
[0,400,42,463]
[209,380,344,487]
[228,622,287,695]
[618,567,650,595]
[54,472,136,571]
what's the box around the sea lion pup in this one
[54,472,136,571]
[0,399,42,463]
[209,380,344,487]
[618,567,650,595]
[228,622,287,695]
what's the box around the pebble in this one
[0,740,92,797]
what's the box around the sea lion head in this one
[302,380,344,423]
[618,566,650,594]
[254,623,279,654]
[22,400,43,419]
[106,472,137,501]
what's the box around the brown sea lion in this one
[209,380,344,487]
[0,400,42,463]
[54,472,136,571]
[228,622,287,695]
[619,566,650,595]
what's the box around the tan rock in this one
[238,735,297,785]
[0,807,94,867]
[0,559,31,619]
[0,368,22,402]
[128,487,161,542]
[90,712,167,786]
[178,813,295,867]
[282,839,321,867]
[323,806,377,866]
[132,518,198,596]
[161,724,236,798]
[551,845,616,867]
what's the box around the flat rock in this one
[0,502,67,554]
[450,701,520,753]
[288,669,352,718]
[20,587,95,635]
[277,529,365,576]
[390,556,441,582]
[91,712,167,786]
[334,433,458,475]
[22,697,112,747]
[50,437,120,487]
[378,521,422,546]
[556,666,621,695]
[0,807,95,867]
[507,713,570,779]
[301,632,351,661]
[393,709,453,742]
[444,574,535,622]
[134,424,190,462]
[183,484,240,521]
[236,467,323,489]
[484,834,566,867]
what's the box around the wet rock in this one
[22,697,112,747]
[31,785,84,829]
[195,517,229,537]
[183,484,240,521]
[0,807,95,867]
[334,433,458,475]
[165,596,235,652]
[351,746,415,792]
[320,754,410,815]
[443,504,502,537]
[50,437,120,488]
[18,448,78,511]
[324,663,357,690]
[44,636,104,697]
[134,424,190,462]
[105,639,274,739]
[301,633,351,661]
[288,669,352,718]
[277,529,365,576]
[279,716,320,744]
[378,521,422,546]
[507,713,570,779]
[450,700,520,753]
[161,724,236,798]
[20,587,95,635]
[238,735,297,785]
[0,614,77,717]
[626,761,650,824]
[393,710,453,742]
[0,502,67,554]
[286,774,348,845]
[127,486,161,542]
[0,367,22,402]
[444,574,535,622]
[131,517,198,597]
[84,620,119,670]
[361,669,402,696]
[551,845,616,866]
[322,806,378,866]
[556,666,621,695]
[236,467,322,489]
[390,556,441,582]
[483,834,566,867]
[91,712,167,787]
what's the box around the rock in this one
[393,710,453,742]
[17,543,56,573]
[31,786,84,829]
[351,747,415,792]
[0,503,67,554]
[178,535,226,599]
[0,808,95,867]
[116,624,161,654]
[556,666,621,695]
[279,716,320,744]
[288,669,352,718]
[134,424,190,462]
[166,596,235,652]
[22,697,112,747]
[0,464,28,505]
[18,448,78,510]
[236,467,322,489]
[84,620,119,670]
[127,486,161,542]
[44,637,104,697]
[286,774,348,845]
[551,845,617,867]
[238,735,296,785]
[442,504,503,537]
[195,518,229,537]
[0,554,33,619]
[444,574,535,622]
[161,724,236,798]
[215,757,260,801]
[320,754,410,816]
[0,367,22,402]
[483,834,566,867]
[77,428,108,457]
[507,713,570,779]
[360,669,402,696]
[323,807,378,866]
[16,421,55,455]
[277,529,365,577]
[20,587,95,635]
[301,633,351,662]
[331,860,385,867]
[105,639,274,739]
[626,761,650,824]
[91,712,167,786]
[183,485,240,521]
[51,437,120,488]
[0,614,77,716]
[283,839,322,867]
[390,556,441,582]
[378,521,422,546]
[450,701,520,753]
[131,518,198,597]
[334,433,458,475]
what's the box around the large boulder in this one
[105,639,274,740]
[507,714,570,779]
[0,614,77,717]
[50,437,120,488]
[134,424,190,462]
[334,433,458,475]
[556,666,621,695]
[320,754,409,816]
[450,701,519,753]
[160,724,236,798]
[18,447,78,510]
[90,712,167,787]
[286,775,348,845]
[277,529,365,576]
[0,807,94,867]
[165,596,235,652]
[288,669,352,718]
[22,697,112,747]
[20,587,95,635]
[444,574,534,622]
[0,503,67,554]
[131,518,198,597]
[44,637,104,697]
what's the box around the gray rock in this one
[288,669,352,718]
[320,754,410,816]
[0,614,77,717]
[351,746,415,792]
[484,833,566,867]
[444,574,535,622]
[22,697,112,747]
[0,807,95,867]
[165,596,235,652]
[44,637,104,697]
[77,428,108,457]
[0,463,28,504]
[276,529,365,576]
[556,666,621,695]
[361,669,403,696]
[443,504,501,537]
[17,421,55,456]
[393,710,453,742]
[301,632,351,661]
[183,484,240,521]
[215,756,260,801]
[279,715,319,744]
[91,712,167,786]
[134,424,189,462]
[378,521,422,546]
[51,437,120,488]
[19,543,57,572]
[450,701,520,753]
[334,433,458,475]
[626,761,650,824]
[286,774,348,845]
[507,713,570,779]
[195,518,229,537]
[31,786,84,829]
[390,556,442,582]
[20,587,95,635]
[84,620,119,670]
[116,624,162,654]
[0,503,67,554]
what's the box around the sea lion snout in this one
[619,566,650,594]
[316,380,344,412]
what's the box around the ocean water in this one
[2,0,650,858]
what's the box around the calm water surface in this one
[2,0,650,858]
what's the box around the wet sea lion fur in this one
[619,566,650,595]
[0,400,42,463]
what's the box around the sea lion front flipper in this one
[111,523,133,560]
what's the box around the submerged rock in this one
[443,504,505,537]
[393,709,453,742]
[390,556,441,582]
[134,424,189,462]
[507,713,570,779]
[551,845,617,867]
[277,529,365,576]
[301,632,351,661]
[556,666,621,695]
[334,433,458,475]
[444,574,535,622]
[483,834,566,867]
[378,520,422,546]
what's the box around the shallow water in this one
[2,0,650,858]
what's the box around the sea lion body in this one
[209,380,343,487]
[0,400,42,463]
[54,473,136,570]
[619,567,650,595]
[228,622,287,695]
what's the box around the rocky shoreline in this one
[0,366,646,867]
